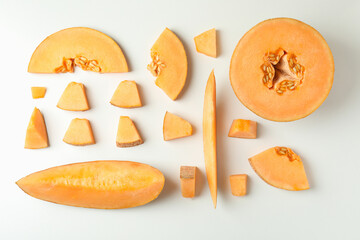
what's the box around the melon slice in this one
[203,70,217,208]
[116,116,143,147]
[249,146,309,191]
[180,166,196,198]
[57,82,89,111]
[16,161,165,209]
[228,119,257,139]
[31,87,46,99]
[25,107,49,149]
[147,28,187,100]
[110,80,142,108]
[163,112,193,141]
[229,174,247,196]
[63,118,95,146]
[28,27,128,73]
[230,18,334,121]
[194,28,217,58]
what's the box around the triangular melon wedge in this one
[25,107,49,149]
[203,70,217,208]
[148,28,187,100]
[57,82,89,111]
[63,118,95,146]
[249,147,309,191]
[194,28,217,58]
[163,112,193,141]
[28,27,128,73]
[116,116,143,147]
[110,80,142,108]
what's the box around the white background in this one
[0,0,359,239]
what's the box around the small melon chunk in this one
[110,80,142,108]
[148,28,188,100]
[31,87,46,99]
[16,161,165,209]
[25,107,49,149]
[163,112,193,141]
[116,116,143,147]
[63,118,95,146]
[57,82,89,111]
[203,70,217,208]
[180,166,196,198]
[230,174,247,196]
[228,119,257,139]
[194,28,217,58]
[249,147,309,191]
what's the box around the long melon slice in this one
[203,70,217,208]
[16,161,165,209]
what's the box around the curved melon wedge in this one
[16,161,165,209]
[148,28,187,100]
[28,27,129,73]
[249,147,309,191]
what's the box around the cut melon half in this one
[116,116,143,148]
[163,112,193,141]
[28,27,128,73]
[57,82,89,111]
[110,80,142,108]
[63,118,95,146]
[148,28,187,100]
[194,28,217,58]
[249,146,309,191]
[25,107,49,149]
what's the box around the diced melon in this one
[229,174,247,196]
[180,166,196,198]
[163,112,193,141]
[57,82,89,111]
[116,116,143,147]
[228,119,257,139]
[63,118,95,146]
[110,80,142,108]
[25,107,49,149]
[31,87,47,99]
[194,28,217,58]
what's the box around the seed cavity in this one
[147,52,166,77]
[55,56,101,73]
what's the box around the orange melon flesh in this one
[110,80,142,108]
[148,28,187,100]
[63,118,95,146]
[230,174,247,196]
[116,116,143,147]
[203,70,217,208]
[249,147,309,191]
[180,166,196,198]
[228,119,257,139]
[57,82,89,111]
[16,161,165,209]
[230,18,334,121]
[25,107,49,149]
[163,112,193,141]
[194,28,217,58]
[31,87,46,99]
[28,27,128,73]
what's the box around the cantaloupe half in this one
[148,28,187,100]
[16,161,165,209]
[28,27,128,73]
[249,146,309,191]
[25,107,49,149]
[110,80,142,108]
[116,116,143,147]
[163,112,193,141]
[203,70,217,208]
[63,118,95,146]
[194,28,217,58]
[230,18,334,121]
[31,87,46,99]
[57,82,89,111]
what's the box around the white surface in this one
[0,0,359,239]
